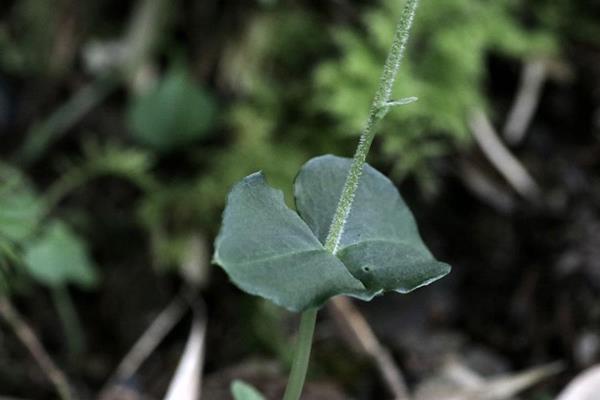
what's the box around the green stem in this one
[282,2,419,399]
[282,308,317,400]
[51,286,86,355]
[324,0,419,254]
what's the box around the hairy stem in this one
[282,1,420,399]
[324,0,419,254]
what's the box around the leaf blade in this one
[128,66,217,152]
[23,222,99,288]
[294,155,449,296]
[214,172,365,312]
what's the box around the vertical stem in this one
[324,0,419,254]
[282,2,420,399]
[282,308,317,400]
[52,286,86,355]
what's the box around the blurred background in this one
[0,0,599,399]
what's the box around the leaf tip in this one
[395,261,451,294]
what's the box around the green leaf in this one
[0,164,43,243]
[213,172,365,311]
[23,222,99,288]
[231,380,266,400]
[295,155,450,296]
[213,156,449,312]
[128,65,217,152]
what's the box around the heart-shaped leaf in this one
[294,155,450,296]
[213,172,366,312]
[128,65,217,152]
[213,155,450,311]
[23,222,99,288]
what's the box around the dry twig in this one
[0,297,72,400]
[99,293,188,396]
[329,297,410,400]
[459,159,516,213]
[503,60,547,145]
[469,109,541,202]
[414,358,562,400]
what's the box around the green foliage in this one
[46,141,156,209]
[225,0,556,194]
[0,161,104,291]
[23,221,98,289]
[231,380,266,400]
[218,8,337,197]
[0,165,43,292]
[214,155,449,312]
[128,65,217,152]
[0,164,43,245]
[72,141,156,186]
[312,0,555,180]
